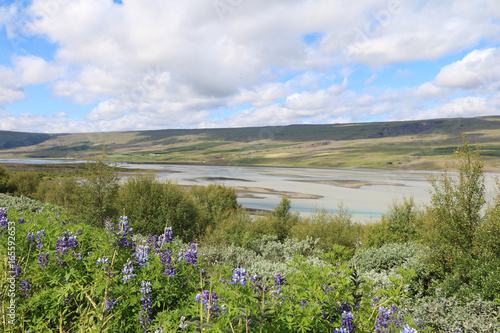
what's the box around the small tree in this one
[425,135,485,273]
[73,149,119,227]
[271,197,299,242]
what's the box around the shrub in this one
[0,193,60,212]
[290,205,357,252]
[400,295,500,332]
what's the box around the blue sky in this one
[0,0,499,133]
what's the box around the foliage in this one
[353,243,424,274]
[424,136,485,274]
[364,198,422,247]
[202,235,325,280]
[291,205,359,251]
[0,193,60,213]
[1,208,428,333]
[117,172,202,242]
[399,295,500,332]
[71,150,119,227]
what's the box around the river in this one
[2,159,499,222]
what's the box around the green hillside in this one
[1,116,499,170]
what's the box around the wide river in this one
[2,159,499,223]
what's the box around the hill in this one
[1,116,499,170]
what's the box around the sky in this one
[0,0,499,133]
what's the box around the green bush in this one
[0,193,60,213]
[291,205,358,252]
[117,172,202,242]
[201,235,325,280]
[7,170,41,197]
[353,242,424,274]
[400,295,500,332]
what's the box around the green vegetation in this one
[1,138,500,331]
[2,116,500,170]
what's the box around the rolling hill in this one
[1,116,500,170]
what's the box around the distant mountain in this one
[0,116,499,170]
[0,131,53,149]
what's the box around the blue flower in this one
[19,280,30,298]
[134,245,150,268]
[96,257,109,265]
[37,252,49,268]
[105,297,117,310]
[122,259,135,282]
[400,324,418,333]
[231,268,247,286]
[195,290,222,319]
[140,281,153,331]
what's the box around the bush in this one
[0,193,60,213]
[291,205,358,252]
[117,172,202,242]
[400,295,500,332]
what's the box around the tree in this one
[73,150,119,227]
[271,197,299,242]
[425,135,485,273]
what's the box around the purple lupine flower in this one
[179,316,188,331]
[195,290,222,319]
[301,299,307,309]
[63,292,72,306]
[10,259,22,277]
[185,243,197,264]
[152,326,164,333]
[117,216,134,248]
[19,280,30,298]
[36,230,46,249]
[105,297,117,310]
[231,268,247,286]
[73,252,82,261]
[37,252,49,268]
[140,281,153,331]
[400,325,418,333]
[274,274,286,286]
[55,231,78,267]
[27,231,35,244]
[122,258,135,282]
[105,217,114,235]
[178,243,198,265]
[160,250,172,266]
[159,250,176,276]
[341,311,354,333]
[0,208,8,231]
[374,307,393,333]
[163,266,176,277]
[274,273,286,293]
[134,245,150,268]
[18,218,24,224]
[250,273,258,283]
[96,257,109,265]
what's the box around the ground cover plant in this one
[0,137,499,332]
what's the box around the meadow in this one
[0,138,499,332]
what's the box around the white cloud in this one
[0,0,498,132]
[13,55,64,85]
[434,48,500,92]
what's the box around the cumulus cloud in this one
[0,0,498,132]
[434,48,500,92]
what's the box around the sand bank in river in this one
[286,179,405,189]
[232,186,323,199]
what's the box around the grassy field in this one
[1,116,500,170]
